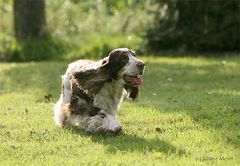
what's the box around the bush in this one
[0,0,151,61]
[146,0,240,52]
[3,36,72,61]
[0,34,143,61]
[65,34,144,60]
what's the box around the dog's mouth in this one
[123,74,143,86]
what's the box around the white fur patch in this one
[83,110,121,132]
[121,52,144,77]
[93,80,125,115]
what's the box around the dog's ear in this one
[73,65,110,95]
[124,85,139,100]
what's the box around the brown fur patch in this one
[88,107,101,117]
[107,50,129,79]
[73,66,110,96]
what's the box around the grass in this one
[0,55,240,165]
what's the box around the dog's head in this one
[103,48,145,99]
[73,48,145,99]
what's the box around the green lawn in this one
[0,55,240,165]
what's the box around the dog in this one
[54,48,145,133]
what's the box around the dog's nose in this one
[137,62,145,70]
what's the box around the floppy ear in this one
[124,85,139,100]
[72,63,110,95]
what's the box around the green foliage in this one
[2,37,72,61]
[146,0,240,52]
[1,0,239,61]
[1,34,143,61]
[0,55,240,165]
[66,35,143,60]
[0,0,153,61]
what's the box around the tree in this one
[146,0,240,52]
[13,0,46,41]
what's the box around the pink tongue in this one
[128,77,143,85]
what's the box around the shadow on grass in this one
[66,126,186,155]
[0,61,68,99]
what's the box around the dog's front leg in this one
[83,110,121,133]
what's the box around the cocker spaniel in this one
[54,48,145,133]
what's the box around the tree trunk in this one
[13,0,46,41]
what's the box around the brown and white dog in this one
[54,48,145,133]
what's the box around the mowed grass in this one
[0,55,240,165]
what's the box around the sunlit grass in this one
[0,55,240,165]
